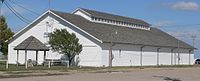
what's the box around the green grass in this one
[0,64,200,72]
[0,65,68,71]
[0,64,106,72]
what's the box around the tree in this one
[0,16,14,56]
[48,29,82,66]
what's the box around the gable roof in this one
[79,8,151,27]
[51,10,194,49]
[14,36,49,51]
[9,10,50,44]
[9,9,195,50]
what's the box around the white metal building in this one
[8,8,195,67]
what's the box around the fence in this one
[43,60,69,68]
[0,60,8,69]
[22,59,70,69]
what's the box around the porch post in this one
[36,51,38,66]
[16,50,19,67]
[44,51,46,62]
[157,48,160,66]
[25,50,27,69]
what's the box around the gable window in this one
[91,17,150,30]
[102,19,105,22]
[91,17,94,20]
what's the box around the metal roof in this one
[9,9,195,50]
[51,10,194,49]
[14,36,49,51]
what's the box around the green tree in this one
[0,16,14,56]
[48,29,82,66]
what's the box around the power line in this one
[4,1,30,23]
[48,0,51,10]
[8,0,40,16]
[4,1,30,24]
[191,35,197,47]
[0,0,4,3]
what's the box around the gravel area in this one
[0,67,200,81]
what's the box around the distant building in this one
[8,8,195,67]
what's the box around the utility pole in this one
[191,35,196,64]
[176,35,182,65]
[48,0,51,10]
[191,35,196,48]
[109,30,118,68]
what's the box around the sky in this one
[1,0,200,58]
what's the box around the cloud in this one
[172,1,199,11]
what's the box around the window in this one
[119,22,121,25]
[105,19,108,22]
[94,17,97,21]
[102,19,105,22]
[108,20,110,23]
[113,20,116,24]
[91,17,150,30]
[97,18,100,21]
[116,21,119,24]
[100,18,103,22]
[91,17,94,20]
[131,24,134,26]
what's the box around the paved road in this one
[0,68,200,81]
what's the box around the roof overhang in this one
[103,42,196,50]
[49,10,103,43]
[9,10,103,44]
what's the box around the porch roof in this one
[14,36,49,51]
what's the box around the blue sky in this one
[1,0,200,58]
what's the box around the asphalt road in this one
[0,67,200,81]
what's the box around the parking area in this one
[0,67,200,81]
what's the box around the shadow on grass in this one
[153,75,181,81]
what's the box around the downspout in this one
[171,49,174,65]
[157,48,161,66]
[140,46,145,66]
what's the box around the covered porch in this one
[14,36,49,69]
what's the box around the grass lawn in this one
[0,64,200,72]
[0,64,107,72]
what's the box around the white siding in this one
[8,12,195,67]
[8,15,102,66]
[101,44,195,67]
[142,52,157,66]
[78,46,102,67]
